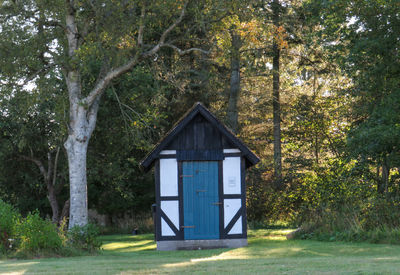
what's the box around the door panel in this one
[183,161,219,240]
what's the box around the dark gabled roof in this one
[140,102,260,172]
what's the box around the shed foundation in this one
[156,239,247,251]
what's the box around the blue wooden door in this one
[183,161,219,240]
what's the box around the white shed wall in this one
[161,200,179,229]
[160,158,178,196]
[224,198,241,228]
[228,217,243,235]
[161,218,175,236]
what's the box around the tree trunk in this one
[64,103,98,228]
[227,30,241,133]
[65,135,89,228]
[60,199,70,223]
[272,0,282,188]
[381,163,390,194]
[314,135,319,165]
[379,162,389,194]
[47,184,60,224]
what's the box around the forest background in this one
[0,0,399,240]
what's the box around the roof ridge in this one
[140,102,259,171]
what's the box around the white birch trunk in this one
[64,103,98,228]
[65,135,89,228]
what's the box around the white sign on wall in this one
[223,157,241,194]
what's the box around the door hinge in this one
[196,190,207,193]
[180,175,193,178]
[181,225,195,228]
[211,202,222,205]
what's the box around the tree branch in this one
[52,147,61,187]
[161,43,210,56]
[142,2,187,58]
[84,55,140,106]
[240,47,273,54]
[84,2,189,107]
[47,152,53,184]
[65,0,79,58]
[42,19,63,28]
[87,93,101,136]
[20,155,48,182]
[18,63,56,88]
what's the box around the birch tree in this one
[1,0,214,228]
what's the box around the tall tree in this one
[271,0,282,187]
[64,0,217,228]
[226,29,242,133]
[1,0,217,228]
[246,0,304,188]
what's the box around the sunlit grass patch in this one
[101,239,156,252]
[100,233,156,252]
[2,229,400,274]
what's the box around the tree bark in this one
[376,157,390,194]
[227,30,241,133]
[60,199,70,222]
[378,161,389,194]
[65,138,89,227]
[64,103,98,228]
[47,184,60,224]
[272,0,283,188]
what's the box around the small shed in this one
[140,102,259,250]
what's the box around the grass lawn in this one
[1,229,400,274]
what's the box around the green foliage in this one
[16,211,62,253]
[360,197,400,231]
[0,199,20,253]
[300,161,373,211]
[310,0,400,171]
[67,224,102,251]
[0,202,101,258]
[348,90,400,167]
[295,161,400,244]
[246,168,300,223]
[287,0,400,242]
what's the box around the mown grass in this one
[2,229,400,274]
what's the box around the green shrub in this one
[293,159,400,245]
[68,223,101,251]
[360,197,400,230]
[16,211,62,253]
[0,199,20,253]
